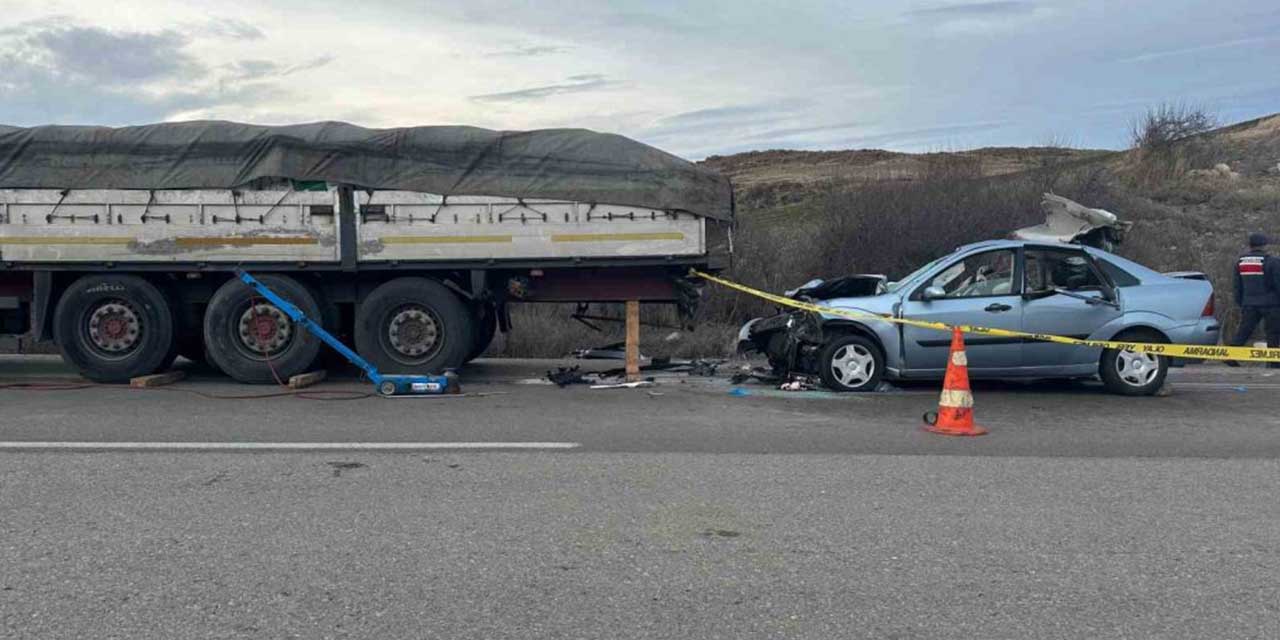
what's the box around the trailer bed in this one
[0,189,705,265]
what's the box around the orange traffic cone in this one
[923,327,987,436]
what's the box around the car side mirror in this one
[922,286,946,301]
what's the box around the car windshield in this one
[885,255,946,293]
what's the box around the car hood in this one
[785,274,887,300]
[813,292,899,318]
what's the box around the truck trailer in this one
[0,121,733,383]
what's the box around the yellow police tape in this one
[690,269,1280,364]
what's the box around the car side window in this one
[1025,249,1106,293]
[1095,257,1141,288]
[925,249,1017,299]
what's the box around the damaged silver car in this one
[738,197,1220,396]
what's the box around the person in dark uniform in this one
[1227,232,1280,368]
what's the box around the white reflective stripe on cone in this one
[938,388,974,408]
[951,351,968,367]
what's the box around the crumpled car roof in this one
[1013,193,1132,247]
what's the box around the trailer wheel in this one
[53,274,175,383]
[203,274,322,384]
[466,303,498,363]
[355,278,474,374]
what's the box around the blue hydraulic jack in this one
[236,270,460,397]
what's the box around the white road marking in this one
[0,441,581,451]
[1172,382,1280,389]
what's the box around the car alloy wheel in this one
[830,343,876,388]
[1115,349,1160,387]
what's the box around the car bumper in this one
[1166,318,1221,366]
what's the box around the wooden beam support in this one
[625,300,640,382]
[129,370,186,388]
[287,369,328,389]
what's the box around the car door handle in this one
[984,303,1013,313]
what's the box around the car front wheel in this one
[817,335,884,392]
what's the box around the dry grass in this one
[489,303,739,359]
[496,108,1280,358]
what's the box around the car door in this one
[898,247,1024,375]
[1020,246,1122,369]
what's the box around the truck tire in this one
[355,278,474,374]
[203,275,322,384]
[466,303,498,363]
[53,274,176,383]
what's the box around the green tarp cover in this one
[0,121,733,221]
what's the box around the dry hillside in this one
[702,147,1114,211]
[691,112,1280,337]
[494,113,1280,358]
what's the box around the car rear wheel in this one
[817,335,884,392]
[1099,331,1169,396]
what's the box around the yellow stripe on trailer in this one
[174,236,319,247]
[551,232,684,242]
[380,235,514,245]
[690,269,1280,364]
[0,237,134,245]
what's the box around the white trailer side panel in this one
[0,189,706,264]
[355,192,704,262]
[0,190,338,262]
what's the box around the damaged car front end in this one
[738,274,901,392]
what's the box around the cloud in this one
[905,1,1035,19]
[0,59,281,126]
[598,11,701,33]
[0,20,321,126]
[483,44,569,58]
[1116,35,1279,63]
[27,25,203,83]
[469,74,611,103]
[658,102,798,127]
[198,17,266,41]
[902,1,1043,34]
[640,99,814,142]
[744,121,865,141]
[225,55,335,80]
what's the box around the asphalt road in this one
[2,356,1279,638]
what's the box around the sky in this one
[1,0,1278,159]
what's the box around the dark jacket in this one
[1234,250,1280,308]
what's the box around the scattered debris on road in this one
[590,380,655,390]
[571,341,649,363]
[547,366,591,387]
[326,461,367,477]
